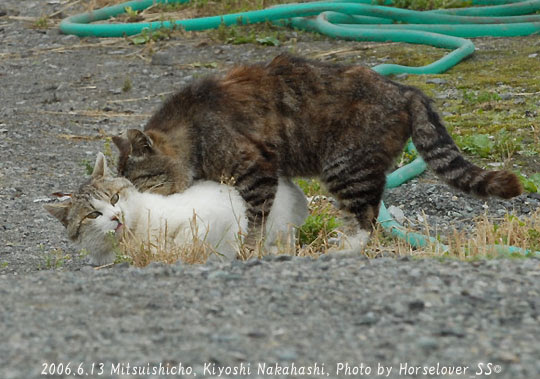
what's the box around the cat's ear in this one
[92,152,110,179]
[44,202,71,227]
[126,129,153,156]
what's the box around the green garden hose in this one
[59,0,540,257]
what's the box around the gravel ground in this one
[1,1,539,378]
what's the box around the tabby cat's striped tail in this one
[409,93,522,199]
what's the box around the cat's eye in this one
[110,193,119,205]
[86,211,102,220]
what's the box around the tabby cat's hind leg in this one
[234,167,279,255]
[321,156,386,252]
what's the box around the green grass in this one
[122,77,133,92]
[298,210,341,246]
[389,39,540,183]
[40,248,71,270]
[33,16,50,29]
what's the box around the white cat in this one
[45,153,308,265]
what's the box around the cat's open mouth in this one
[114,222,124,236]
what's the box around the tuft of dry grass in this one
[366,208,540,260]
[116,212,217,267]
[445,209,540,259]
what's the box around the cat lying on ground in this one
[45,153,308,266]
[113,53,522,253]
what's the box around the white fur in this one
[341,228,371,252]
[82,177,307,265]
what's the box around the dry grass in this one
[366,209,540,260]
[445,209,540,259]
[114,198,539,267]
[117,212,218,267]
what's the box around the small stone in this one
[275,347,297,361]
[426,78,447,85]
[274,255,292,262]
[207,270,242,280]
[528,53,538,58]
[245,258,262,267]
[80,266,95,274]
[61,34,79,43]
[417,336,438,350]
[496,352,520,363]
[355,312,379,325]
[408,300,425,312]
[318,253,334,262]
[438,327,465,338]
[388,205,405,224]
[247,330,266,338]
[327,236,341,245]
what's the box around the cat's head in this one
[44,153,133,266]
[112,129,188,195]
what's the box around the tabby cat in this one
[113,53,522,252]
[45,153,308,265]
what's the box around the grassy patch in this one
[392,39,540,176]
[298,198,341,247]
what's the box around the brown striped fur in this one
[113,54,522,250]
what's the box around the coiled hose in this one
[59,0,540,257]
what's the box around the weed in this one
[78,249,90,259]
[518,173,540,193]
[129,28,175,45]
[122,77,132,92]
[33,16,50,29]
[298,197,341,247]
[42,248,71,270]
[295,178,324,197]
[0,262,8,269]
[397,144,418,167]
[102,137,115,165]
[455,129,523,160]
[81,159,94,176]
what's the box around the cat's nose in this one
[111,215,119,222]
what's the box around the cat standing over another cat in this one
[114,53,522,253]
[45,153,308,266]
